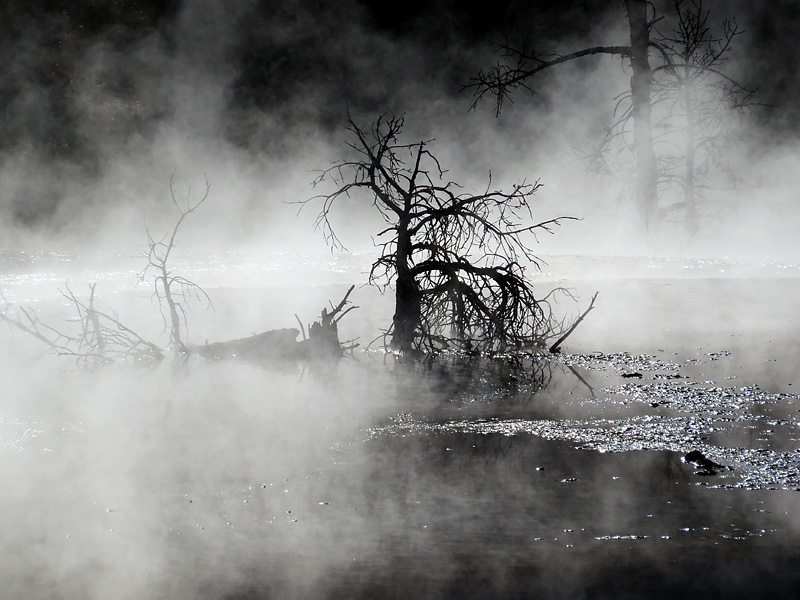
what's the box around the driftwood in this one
[191,328,307,361]
[188,285,359,362]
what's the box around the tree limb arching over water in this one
[467,0,658,230]
[305,112,582,355]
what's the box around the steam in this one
[0,1,795,261]
[1,4,799,598]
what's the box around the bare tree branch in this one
[466,44,632,115]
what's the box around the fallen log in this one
[191,328,307,361]
[189,285,359,362]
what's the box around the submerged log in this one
[192,324,350,362]
[191,285,359,362]
[191,328,308,361]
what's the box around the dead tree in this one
[139,173,212,353]
[584,1,758,236]
[649,0,758,233]
[470,1,757,238]
[305,112,576,354]
[467,0,659,229]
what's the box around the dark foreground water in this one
[2,253,800,599]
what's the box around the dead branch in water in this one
[294,314,307,341]
[196,285,360,361]
[1,285,163,366]
[60,283,163,366]
[548,292,598,353]
[0,291,67,350]
[323,284,358,326]
[309,285,359,358]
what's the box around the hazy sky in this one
[1,0,798,256]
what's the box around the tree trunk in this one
[391,230,420,351]
[159,272,185,351]
[681,77,697,235]
[624,0,658,230]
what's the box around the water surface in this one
[2,252,799,598]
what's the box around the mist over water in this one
[2,1,800,598]
[0,0,798,258]
[2,250,800,598]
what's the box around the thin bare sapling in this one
[138,173,212,354]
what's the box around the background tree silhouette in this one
[649,0,758,233]
[469,0,658,230]
[471,0,757,239]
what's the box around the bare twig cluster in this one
[60,283,163,366]
[1,291,67,351]
[1,285,162,366]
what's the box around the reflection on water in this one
[2,252,800,598]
